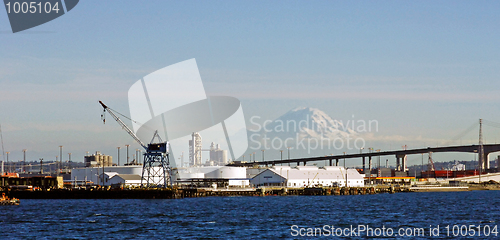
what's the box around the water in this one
[1,191,500,239]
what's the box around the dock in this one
[3,182,500,200]
[2,185,411,199]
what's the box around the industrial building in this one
[84,152,113,167]
[0,173,63,190]
[108,174,142,187]
[250,166,365,188]
[208,142,228,166]
[189,132,202,166]
[189,132,228,167]
[71,165,144,186]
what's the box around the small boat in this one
[0,193,20,205]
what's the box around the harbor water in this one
[1,191,500,239]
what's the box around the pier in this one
[3,187,389,199]
[5,182,499,200]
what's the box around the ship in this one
[0,192,20,205]
[421,169,480,179]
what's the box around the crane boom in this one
[99,101,147,150]
[428,152,435,172]
[99,100,171,188]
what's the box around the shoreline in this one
[3,184,500,199]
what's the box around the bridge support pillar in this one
[368,156,372,177]
[329,159,333,166]
[362,157,366,174]
[303,161,306,166]
[336,159,339,166]
[396,154,407,172]
[484,152,491,170]
[402,155,407,172]
[497,155,500,172]
[396,156,400,171]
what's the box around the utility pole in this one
[125,144,130,164]
[479,119,484,184]
[181,152,184,168]
[6,152,9,173]
[368,148,373,186]
[376,149,381,177]
[103,158,105,186]
[360,147,365,174]
[68,153,72,171]
[136,149,140,164]
[40,158,43,174]
[343,152,347,187]
[59,145,63,174]
[22,149,26,173]
[117,147,121,166]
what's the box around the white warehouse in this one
[71,165,163,186]
[71,165,249,187]
[250,166,364,188]
[175,166,249,187]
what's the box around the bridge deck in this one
[229,144,500,167]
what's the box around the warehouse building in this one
[71,165,146,186]
[108,174,142,187]
[250,166,364,188]
[175,166,249,187]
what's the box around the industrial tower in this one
[189,132,202,166]
[99,101,171,188]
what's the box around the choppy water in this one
[1,191,500,239]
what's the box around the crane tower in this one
[99,101,171,188]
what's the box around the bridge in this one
[228,144,500,172]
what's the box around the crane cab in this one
[147,143,168,153]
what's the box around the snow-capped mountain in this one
[259,107,357,140]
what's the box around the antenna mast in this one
[0,124,5,163]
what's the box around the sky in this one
[1,1,500,167]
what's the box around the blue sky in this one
[1,1,500,166]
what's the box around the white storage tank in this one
[178,172,205,179]
[205,166,246,179]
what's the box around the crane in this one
[428,152,435,172]
[99,101,171,188]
